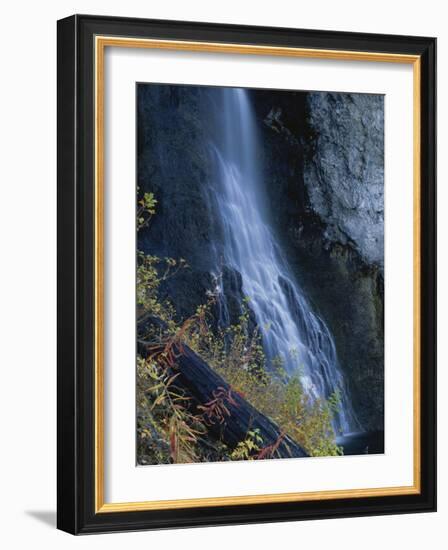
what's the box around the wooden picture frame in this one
[57,14,436,534]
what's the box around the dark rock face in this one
[255,91,384,430]
[137,84,384,432]
[305,93,384,431]
[137,85,221,320]
[305,93,384,270]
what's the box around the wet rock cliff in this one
[253,90,384,431]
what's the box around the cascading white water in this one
[209,88,356,434]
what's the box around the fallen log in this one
[138,319,308,459]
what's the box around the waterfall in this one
[205,87,358,435]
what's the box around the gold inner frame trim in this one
[94,35,422,513]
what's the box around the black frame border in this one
[57,14,436,534]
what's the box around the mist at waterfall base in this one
[137,83,385,458]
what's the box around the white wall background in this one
[0,0,444,547]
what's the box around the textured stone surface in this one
[304,92,384,270]
[137,84,220,320]
[257,90,384,430]
[303,92,384,429]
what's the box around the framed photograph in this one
[57,14,436,534]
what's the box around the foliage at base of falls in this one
[137,196,342,465]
